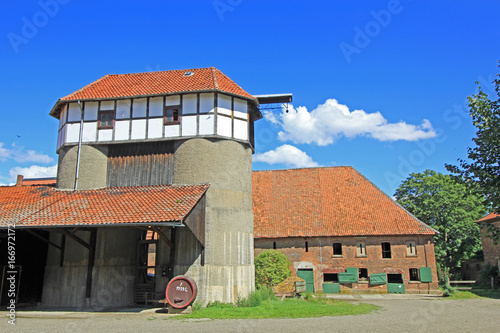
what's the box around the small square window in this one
[323,273,339,283]
[406,241,417,256]
[359,268,368,279]
[381,242,392,259]
[356,242,366,256]
[409,268,420,281]
[98,110,114,129]
[164,105,181,125]
[333,243,342,256]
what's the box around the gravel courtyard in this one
[2,296,499,333]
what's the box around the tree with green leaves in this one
[446,64,500,243]
[254,250,291,288]
[394,170,486,285]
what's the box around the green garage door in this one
[297,269,315,293]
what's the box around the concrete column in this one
[56,145,108,190]
[173,138,255,304]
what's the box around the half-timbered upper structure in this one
[1,68,263,308]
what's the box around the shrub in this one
[480,263,499,282]
[255,250,291,288]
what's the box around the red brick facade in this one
[255,235,439,293]
[480,220,500,269]
[252,167,439,294]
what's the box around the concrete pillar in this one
[173,138,255,304]
[56,145,108,190]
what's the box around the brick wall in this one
[481,221,500,269]
[255,235,439,293]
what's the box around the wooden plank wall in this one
[107,141,175,187]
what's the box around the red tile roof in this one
[0,184,208,228]
[252,167,435,238]
[478,212,500,223]
[50,67,256,117]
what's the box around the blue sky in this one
[1,0,499,196]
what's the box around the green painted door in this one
[387,283,406,294]
[297,269,315,293]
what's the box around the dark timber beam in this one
[25,229,62,250]
[60,229,90,249]
[85,229,97,299]
[154,226,173,248]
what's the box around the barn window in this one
[359,268,368,279]
[305,241,309,252]
[323,273,339,283]
[387,273,403,283]
[381,242,392,258]
[333,243,342,256]
[164,105,181,124]
[98,110,114,129]
[356,242,367,256]
[406,241,417,256]
[273,241,276,249]
[409,268,420,281]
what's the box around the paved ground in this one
[1,295,499,332]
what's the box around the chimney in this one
[16,175,24,187]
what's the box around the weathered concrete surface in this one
[173,138,255,304]
[4,297,500,332]
[56,145,108,190]
[42,228,139,308]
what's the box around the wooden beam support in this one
[154,226,173,248]
[85,229,97,299]
[60,229,90,249]
[25,229,62,250]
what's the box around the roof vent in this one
[183,71,194,77]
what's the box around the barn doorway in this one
[297,269,314,293]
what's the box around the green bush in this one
[480,263,499,282]
[255,250,291,288]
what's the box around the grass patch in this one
[174,297,378,320]
[441,288,500,300]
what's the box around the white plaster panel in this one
[100,100,115,110]
[181,115,197,136]
[164,125,180,137]
[114,120,130,141]
[183,94,197,114]
[217,115,232,137]
[82,122,97,142]
[199,113,215,135]
[59,106,67,129]
[149,97,163,117]
[116,99,131,119]
[233,98,248,119]
[68,103,81,122]
[84,102,98,121]
[165,95,180,106]
[217,94,232,116]
[131,119,146,139]
[148,118,163,139]
[57,128,63,149]
[200,93,214,113]
[132,98,147,118]
[98,129,113,141]
[233,119,248,141]
[66,123,81,143]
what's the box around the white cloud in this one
[0,143,12,161]
[266,99,437,146]
[253,144,320,168]
[0,142,53,163]
[9,165,57,180]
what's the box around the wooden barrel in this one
[165,275,198,308]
